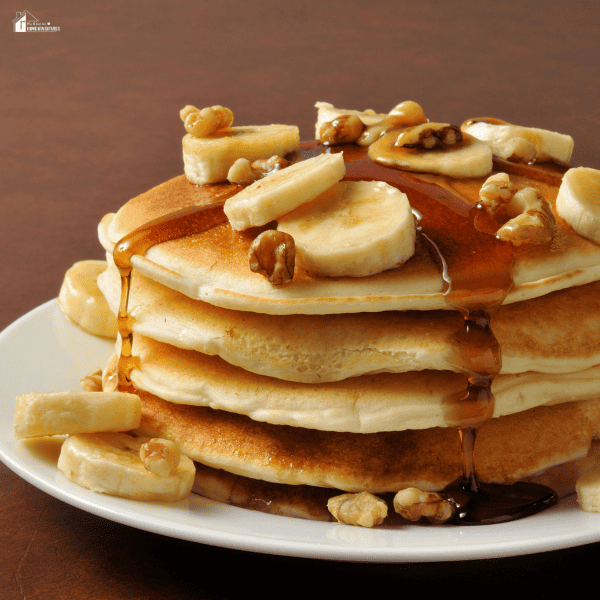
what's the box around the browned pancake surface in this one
[134,388,600,493]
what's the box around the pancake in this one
[97,157,600,316]
[107,336,600,434]
[128,384,600,494]
[98,262,600,381]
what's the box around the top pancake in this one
[98,147,600,316]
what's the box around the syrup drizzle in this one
[332,143,558,523]
[112,142,559,524]
[113,200,229,389]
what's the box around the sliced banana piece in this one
[461,118,574,165]
[183,124,300,184]
[369,130,492,178]
[224,152,346,230]
[57,260,118,338]
[57,433,195,501]
[556,167,600,245]
[13,391,141,439]
[277,180,416,278]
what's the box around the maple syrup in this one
[112,141,559,524]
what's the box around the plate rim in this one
[2,300,600,563]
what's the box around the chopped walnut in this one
[318,115,365,146]
[393,487,455,524]
[357,100,428,146]
[478,174,555,246]
[395,123,462,150]
[180,104,234,138]
[139,438,181,477]
[328,491,388,528]
[478,172,517,216]
[249,230,295,285]
[80,368,103,392]
[496,187,556,246]
[228,155,291,185]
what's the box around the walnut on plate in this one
[393,487,455,524]
[248,230,296,285]
[327,491,388,528]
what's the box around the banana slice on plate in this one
[13,391,141,439]
[183,124,300,184]
[57,432,195,501]
[369,128,493,178]
[224,152,346,230]
[57,260,118,338]
[461,118,574,165]
[277,180,416,278]
[556,167,600,244]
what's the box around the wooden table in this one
[2,1,600,596]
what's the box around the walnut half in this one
[228,155,291,185]
[248,230,295,285]
[393,487,455,524]
[395,123,462,150]
[318,115,365,146]
[328,491,388,528]
[180,104,234,138]
[478,173,555,246]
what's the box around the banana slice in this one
[369,130,492,178]
[57,260,118,338]
[461,118,574,165]
[277,180,416,278]
[57,432,195,501]
[224,152,346,230]
[183,124,300,184]
[556,167,600,245]
[314,101,387,139]
[13,391,141,439]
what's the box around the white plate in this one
[2,300,600,563]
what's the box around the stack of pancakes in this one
[96,143,600,520]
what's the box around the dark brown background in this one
[1,1,600,596]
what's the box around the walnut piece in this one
[357,100,428,146]
[249,230,295,285]
[318,115,365,146]
[139,438,181,477]
[180,104,234,138]
[393,487,455,524]
[395,123,462,150]
[497,187,556,245]
[80,368,103,392]
[478,172,517,216]
[327,491,388,528]
[478,173,555,245]
[228,155,291,185]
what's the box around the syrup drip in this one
[322,143,558,523]
[113,199,229,389]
